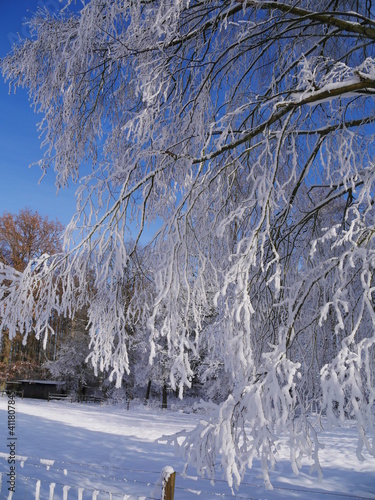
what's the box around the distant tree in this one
[43,307,95,397]
[0,208,63,271]
[0,208,64,378]
[1,0,375,489]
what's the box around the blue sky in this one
[0,0,160,244]
[0,0,77,227]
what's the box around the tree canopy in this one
[1,0,375,488]
[0,208,63,378]
[0,208,63,272]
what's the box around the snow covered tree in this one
[1,0,375,488]
[43,307,95,397]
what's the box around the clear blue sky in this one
[0,1,159,244]
[0,0,77,227]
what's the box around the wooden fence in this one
[161,466,176,500]
[0,458,176,499]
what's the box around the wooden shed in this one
[18,380,66,400]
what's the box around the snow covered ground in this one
[0,396,374,499]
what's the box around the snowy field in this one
[0,397,374,499]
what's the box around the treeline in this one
[0,209,67,381]
[0,209,211,406]
[0,207,350,408]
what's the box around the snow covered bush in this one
[1,0,375,488]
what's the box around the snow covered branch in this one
[1,0,375,488]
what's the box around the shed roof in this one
[18,380,66,385]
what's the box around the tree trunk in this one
[162,383,168,410]
[145,379,152,402]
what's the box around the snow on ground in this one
[0,396,374,499]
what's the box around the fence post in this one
[161,466,176,500]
